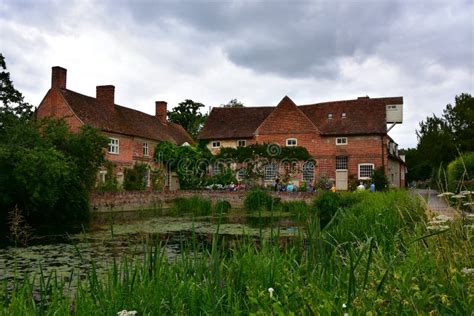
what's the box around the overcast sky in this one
[1,0,473,148]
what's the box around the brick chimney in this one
[155,101,167,123]
[51,66,67,89]
[96,85,115,111]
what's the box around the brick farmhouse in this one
[36,66,193,188]
[198,96,406,190]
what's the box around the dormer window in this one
[212,141,221,148]
[341,112,346,118]
[328,113,333,119]
[286,138,297,146]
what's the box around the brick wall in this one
[90,190,316,212]
[36,89,84,132]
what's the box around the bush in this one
[447,152,474,192]
[244,189,275,212]
[123,163,148,191]
[96,161,119,192]
[214,200,232,214]
[312,191,341,226]
[371,167,388,191]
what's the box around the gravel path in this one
[413,189,459,218]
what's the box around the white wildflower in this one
[460,191,473,195]
[461,268,474,275]
[463,224,474,230]
[117,311,137,316]
[463,202,474,206]
[427,225,449,231]
[268,287,274,298]
[437,192,454,197]
[451,194,466,199]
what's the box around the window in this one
[99,170,107,183]
[212,164,221,175]
[143,142,149,156]
[303,161,315,183]
[212,141,221,148]
[336,156,348,170]
[336,137,347,145]
[341,112,347,118]
[358,163,374,179]
[327,113,333,119]
[237,140,246,147]
[264,163,277,181]
[286,138,297,147]
[237,168,247,181]
[108,138,119,154]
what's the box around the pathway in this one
[413,189,459,218]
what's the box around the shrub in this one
[214,200,232,214]
[96,161,119,192]
[371,167,388,191]
[447,152,474,192]
[244,189,275,212]
[123,163,148,191]
[312,191,341,226]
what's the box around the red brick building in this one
[36,66,193,188]
[198,96,406,190]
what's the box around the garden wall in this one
[90,190,316,212]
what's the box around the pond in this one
[0,209,302,290]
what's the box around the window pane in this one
[264,163,277,181]
[303,161,314,182]
[336,156,348,170]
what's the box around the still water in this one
[0,210,299,286]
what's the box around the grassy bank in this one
[1,190,473,314]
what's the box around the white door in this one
[335,170,348,191]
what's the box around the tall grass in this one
[170,195,230,216]
[1,191,472,314]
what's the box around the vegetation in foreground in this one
[1,190,473,315]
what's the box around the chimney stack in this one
[96,85,115,111]
[51,66,67,89]
[155,101,167,124]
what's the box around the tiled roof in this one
[60,89,193,145]
[198,106,274,140]
[198,96,403,139]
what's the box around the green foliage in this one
[221,98,244,108]
[1,191,472,314]
[214,200,232,214]
[407,93,473,181]
[216,143,312,163]
[0,119,106,229]
[371,167,388,191]
[312,191,341,226]
[170,196,213,216]
[96,161,119,192]
[244,189,278,212]
[167,99,208,139]
[447,152,474,192]
[208,167,237,186]
[123,163,148,191]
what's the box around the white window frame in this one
[143,142,149,156]
[264,163,277,181]
[237,168,246,181]
[341,112,347,118]
[237,140,246,147]
[212,141,221,148]
[108,138,119,154]
[327,113,333,119]
[302,161,315,183]
[286,138,297,147]
[99,170,107,183]
[358,163,375,180]
[212,164,221,175]
[336,137,348,145]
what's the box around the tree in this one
[221,98,244,108]
[167,99,208,139]
[0,54,107,233]
[0,53,33,138]
[406,93,473,182]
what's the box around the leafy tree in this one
[221,98,244,108]
[167,99,208,139]
[371,167,388,191]
[407,93,473,182]
[0,53,33,123]
[123,163,148,191]
[0,54,107,234]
